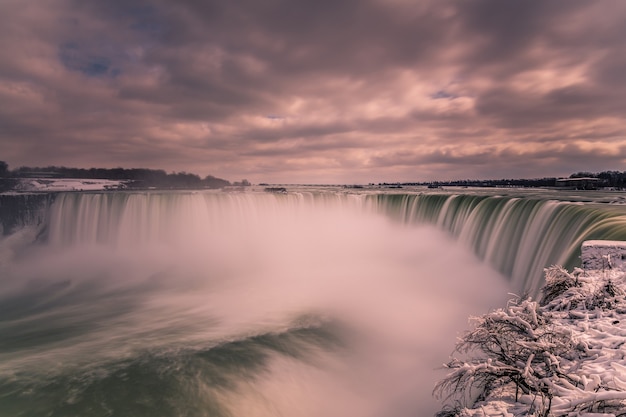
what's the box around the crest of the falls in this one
[372,192,626,294]
[45,190,626,295]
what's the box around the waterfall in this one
[373,193,626,294]
[0,193,53,236]
[0,189,511,416]
[3,188,626,416]
[45,190,626,295]
[46,191,371,246]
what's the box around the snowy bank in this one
[6,178,128,193]
[582,241,626,272]
[435,241,626,417]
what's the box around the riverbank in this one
[435,241,626,416]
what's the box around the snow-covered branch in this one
[435,263,626,417]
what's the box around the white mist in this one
[1,192,511,416]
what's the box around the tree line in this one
[2,160,625,189]
[385,170,626,189]
[0,161,230,189]
[393,177,559,188]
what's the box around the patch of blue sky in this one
[58,43,120,78]
[431,90,457,100]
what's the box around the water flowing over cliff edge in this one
[1,187,626,416]
[16,188,626,295]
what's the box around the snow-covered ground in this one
[7,178,127,193]
[436,241,626,417]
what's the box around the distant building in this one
[555,177,602,190]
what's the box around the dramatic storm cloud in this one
[1,0,625,183]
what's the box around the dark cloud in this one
[1,0,625,183]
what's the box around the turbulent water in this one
[1,188,626,417]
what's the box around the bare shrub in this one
[589,278,625,310]
[540,265,580,307]
[434,298,580,416]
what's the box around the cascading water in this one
[0,190,510,417]
[2,188,626,416]
[373,192,626,294]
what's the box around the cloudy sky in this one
[1,0,625,183]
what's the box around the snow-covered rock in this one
[582,241,626,272]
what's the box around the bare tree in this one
[435,297,582,415]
